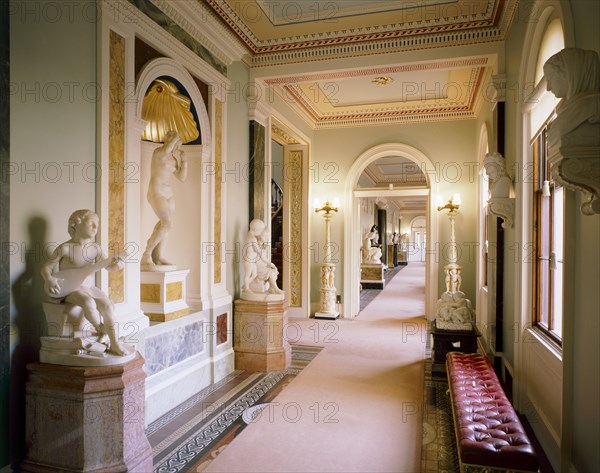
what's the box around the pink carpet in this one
[205,263,427,472]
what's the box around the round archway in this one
[343,143,439,320]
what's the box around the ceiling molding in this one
[265,59,488,128]
[204,0,517,67]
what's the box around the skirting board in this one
[145,349,234,425]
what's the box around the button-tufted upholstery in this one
[446,352,539,472]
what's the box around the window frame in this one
[531,121,564,346]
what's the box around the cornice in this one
[271,124,300,145]
[109,1,229,85]
[152,0,247,65]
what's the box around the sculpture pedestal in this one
[21,353,152,473]
[398,250,408,265]
[233,299,291,372]
[141,269,190,322]
[360,263,385,289]
[431,323,481,375]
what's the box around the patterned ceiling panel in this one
[264,58,489,128]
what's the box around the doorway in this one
[409,216,427,263]
[344,143,439,320]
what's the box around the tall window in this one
[532,124,564,343]
[528,16,565,344]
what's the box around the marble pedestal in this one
[141,269,190,322]
[233,299,291,372]
[21,353,152,473]
[360,263,385,289]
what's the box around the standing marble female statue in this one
[142,131,187,269]
[543,48,600,149]
[362,225,382,264]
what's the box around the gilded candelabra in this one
[314,198,340,319]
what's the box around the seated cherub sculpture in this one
[40,209,130,356]
[242,219,284,300]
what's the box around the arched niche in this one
[135,58,213,310]
[344,143,439,320]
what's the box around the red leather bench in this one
[446,352,539,473]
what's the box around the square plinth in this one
[141,269,190,322]
[361,263,385,289]
[233,299,291,372]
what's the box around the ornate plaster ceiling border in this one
[267,62,487,128]
[204,0,517,66]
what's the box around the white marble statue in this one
[242,219,284,301]
[483,151,513,199]
[543,48,600,149]
[40,209,133,361]
[362,225,382,264]
[391,232,399,245]
[444,266,462,293]
[435,291,474,331]
[142,130,187,270]
[400,233,409,251]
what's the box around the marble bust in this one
[544,48,600,149]
[242,219,284,301]
[483,151,513,199]
[543,48,600,215]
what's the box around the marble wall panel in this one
[108,30,125,303]
[217,313,227,345]
[214,100,222,283]
[288,149,303,307]
[144,320,205,376]
[249,121,265,222]
[127,0,226,75]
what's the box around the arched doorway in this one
[409,216,427,262]
[344,143,439,320]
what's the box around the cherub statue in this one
[242,219,283,300]
[142,130,187,270]
[256,227,284,295]
[40,209,130,356]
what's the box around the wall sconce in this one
[314,198,339,319]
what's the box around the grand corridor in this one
[153,263,427,473]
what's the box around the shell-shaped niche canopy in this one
[141,78,200,144]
